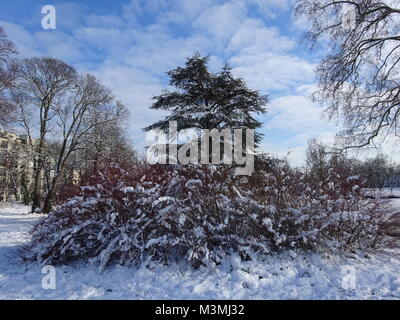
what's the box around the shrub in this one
[27,164,241,269]
[25,162,392,270]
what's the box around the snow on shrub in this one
[240,166,391,252]
[26,164,240,269]
[25,162,392,270]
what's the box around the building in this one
[0,129,81,204]
[0,130,33,202]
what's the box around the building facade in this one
[0,130,33,202]
[0,129,81,204]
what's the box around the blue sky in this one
[0,0,344,165]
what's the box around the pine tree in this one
[144,54,268,149]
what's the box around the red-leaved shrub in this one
[26,162,391,270]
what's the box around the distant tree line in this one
[305,138,400,190]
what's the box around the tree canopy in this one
[144,53,268,147]
[296,0,400,149]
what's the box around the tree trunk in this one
[41,190,54,213]
[42,178,57,213]
[31,100,50,213]
[31,163,42,213]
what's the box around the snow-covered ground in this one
[365,187,400,199]
[0,202,400,300]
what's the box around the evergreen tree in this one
[144,54,268,149]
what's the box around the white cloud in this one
[34,31,84,61]
[260,92,339,165]
[89,67,167,151]
[267,95,325,131]
[227,19,294,54]
[193,1,246,44]
[248,0,296,18]
[0,21,42,57]
[231,52,315,92]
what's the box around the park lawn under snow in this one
[0,202,400,300]
[365,187,400,199]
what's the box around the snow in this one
[0,202,400,300]
[365,188,400,199]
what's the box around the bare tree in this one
[15,57,127,212]
[305,138,330,188]
[15,57,77,212]
[296,0,400,149]
[72,96,132,175]
[41,74,127,213]
[52,121,136,205]
[357,154,391,189]
[0,26,17,128]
